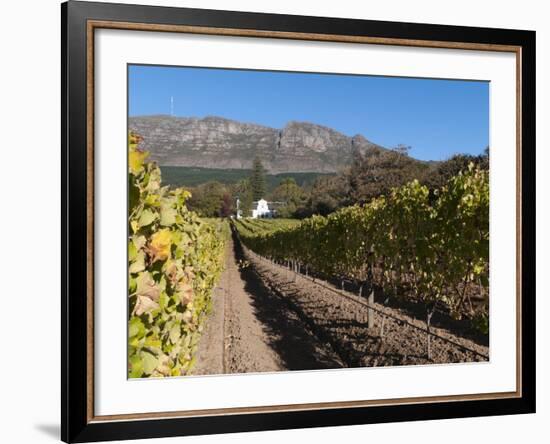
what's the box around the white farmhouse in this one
[251,199,274,219]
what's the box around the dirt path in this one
[193,234,345,375]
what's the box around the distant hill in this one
[129,115,390,174]
[159,166,333,191]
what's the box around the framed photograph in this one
[61,1,535,442]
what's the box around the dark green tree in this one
[306,175,349,216]
[250,156,267,201]
[269,177,307,218]
[346,145,428,204]
[231,178,253,217]
[422,149,490,192]
[187,181,227,217]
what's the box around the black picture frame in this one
[61,1,536,442]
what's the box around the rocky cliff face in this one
[129,115,385,174]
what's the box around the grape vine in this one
[236,165,489,324]
[128,133,228,378]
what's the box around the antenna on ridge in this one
[170,96,174,116]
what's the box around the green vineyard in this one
[128,133,228,378]
[233,218,301,236]
[127,128,489,379]
[235,166,489,327]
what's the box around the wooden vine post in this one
[426,306,435,360]
[366,261,374,329]
[368,290,375,329]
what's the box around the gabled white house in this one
[251,199,274,219]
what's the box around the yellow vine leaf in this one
[129,149,149,174]
[148,229,172,263]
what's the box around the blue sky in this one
[129,65,489,161]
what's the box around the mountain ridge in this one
[129,115,390,174]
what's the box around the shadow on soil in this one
[231,229,345,371]
[265,272,430,367]
[321,274,489,348]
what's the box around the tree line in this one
[185,145,489,218]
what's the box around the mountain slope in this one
[129,115,386,174]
